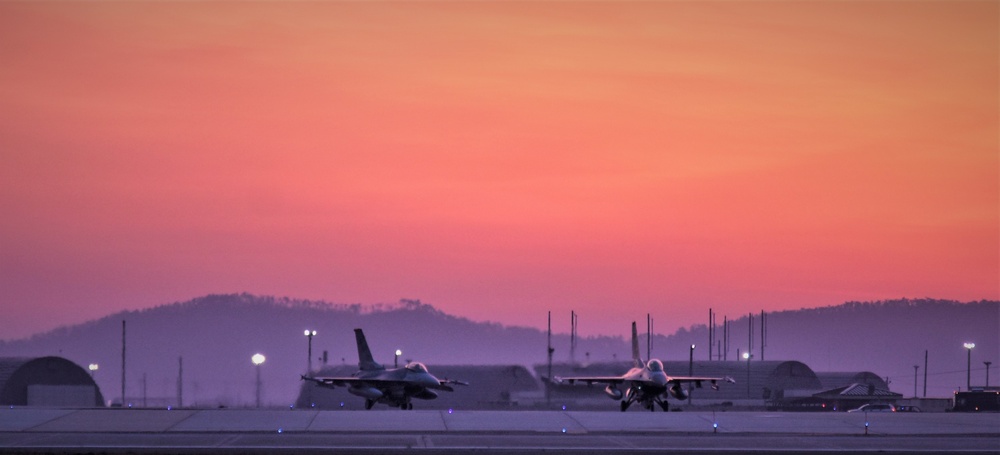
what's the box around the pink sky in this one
[1,1,997,340]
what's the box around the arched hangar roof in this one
[0,356,105,406]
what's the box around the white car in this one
[848,403,896,412]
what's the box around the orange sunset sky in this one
[1,1,997,340]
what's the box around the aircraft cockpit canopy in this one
[405,362,428,373]
[647,359,664,372]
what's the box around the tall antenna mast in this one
[708,308,714,361]
[723,315,728,361]
[646,313,652,361]
[923,350,928,398]
[121,320,126,407]
[760,310,767,361]
[177,357,183,408]
[546,311,553,405]
[570,311,577,364]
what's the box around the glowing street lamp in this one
[304,330,317,373]
[88,363,99,378]
[395,349,402,368]
[252,353,266,408]
[964,343,975,390]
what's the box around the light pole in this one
[304,330,316,374]
[395,349,402,368]
[252,353,265,408]
[743,352,752,398]
[963,343,975,390]
[688,344,695,405]
[985,361,992,388]
[689,345,695,376]
[88,363,99,378]
[913,365,919,398]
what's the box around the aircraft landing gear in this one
[364,399,375,410]
[399,403,413,410]
[620,400,631,412]
[659,400,669,412]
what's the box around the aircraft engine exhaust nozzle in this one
[348,386,384,400]
[669,383,688,400]
[603,385,624,400]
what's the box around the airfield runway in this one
[0,407,997,454]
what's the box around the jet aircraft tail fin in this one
[631,321,643,368]
[354,328,384,371]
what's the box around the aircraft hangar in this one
[0,356,105,407]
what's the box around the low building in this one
[811,382,903,411]
[815,371,887,390]
[0,356,105,407]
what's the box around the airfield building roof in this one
[0,356,105,407]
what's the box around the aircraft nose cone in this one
[419,374,441,388]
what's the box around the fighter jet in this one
[301,328,467,410]
[556,321,735,412]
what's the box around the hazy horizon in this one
[2,294,995,406]
[2,292,995,343]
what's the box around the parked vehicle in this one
[847,403,896,412]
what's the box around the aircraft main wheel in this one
[407,403,413,410]
[660,401,669,412]
[365,399,374,410]
[620,400,630,412]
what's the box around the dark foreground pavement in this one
[1,408,997,454]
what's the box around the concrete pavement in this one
[0,408,996,454]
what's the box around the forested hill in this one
[0,294,995,405]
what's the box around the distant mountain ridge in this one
[0,294,995,405]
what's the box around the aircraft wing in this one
[554,375,626,386]
[302,375,467,392]
[667,375,736,390]
[301,375,365,388]
[434,378,469,392]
